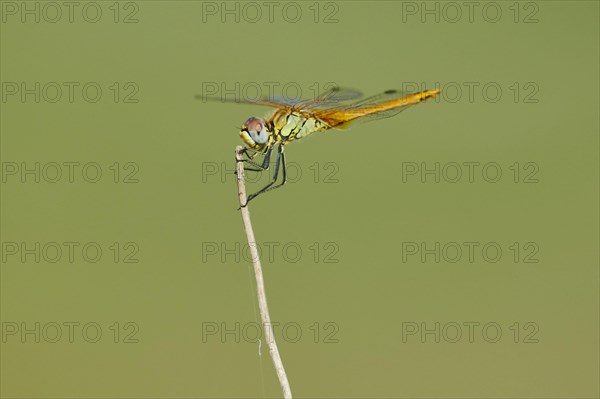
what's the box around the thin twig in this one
[235,146,293,399]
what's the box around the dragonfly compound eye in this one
[244,117,263,133]
[243,117,268,145]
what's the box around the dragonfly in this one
[197,86,441,206]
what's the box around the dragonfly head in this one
[240,117,269,149]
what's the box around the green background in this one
[1,1,598,398]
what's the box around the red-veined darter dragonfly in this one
[197,86,441,206]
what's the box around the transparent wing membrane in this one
[349,89,410,108]
[306,87,363,103]
[195,86,363,110]
[194,94,292,109]
[293,87,363,110]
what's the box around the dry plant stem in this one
[235,146,292,399]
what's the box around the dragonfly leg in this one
[240,146,262,161]
[261,147,287,195]
[238,146,272,172]
[242,144,285,207]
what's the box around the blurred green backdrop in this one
[1,1,598,398]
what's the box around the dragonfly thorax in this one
[240,117,270,149]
